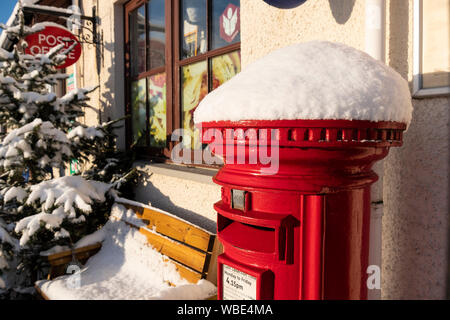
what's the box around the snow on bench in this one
[35,201,218,300]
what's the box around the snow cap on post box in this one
[193,41,413,126]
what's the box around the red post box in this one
[200,119,406,300]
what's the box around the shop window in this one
[125,0,241,160]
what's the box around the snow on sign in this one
[24,25,82,69]
[220,4,240,43]
[222,265,257,300]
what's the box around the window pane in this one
[181,61,208,149]
[131,79,147,146]
[148,73,166,147]
[181,0,207,59]
[148,0,166,69]
[129,5,146,76]
[211,0,240,50]
[211,50,241,90]
[422,0,450,88]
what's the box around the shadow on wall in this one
[100,41,118,121]
[388,0,410,80]
[328,0,356,24]
[96,3,127,150]
[135,170,217,233]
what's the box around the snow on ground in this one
[194,41,413,125]
[35,210,217,300]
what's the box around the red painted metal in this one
[302,195,324,300]
[199,119,406,300]
[24,25,82,69]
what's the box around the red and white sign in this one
[25,25,82,69]
[220,4,240,43]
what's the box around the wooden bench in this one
[35,199,220,300]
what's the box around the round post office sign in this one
[24,25,82,69]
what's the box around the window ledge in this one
[133,161,219,185]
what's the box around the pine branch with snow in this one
[12,176,115,247]
[0,119,72,188]
[0,4,138,298]
[69,118,139,199]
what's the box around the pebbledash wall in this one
[73,0,449,299]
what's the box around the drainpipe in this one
[365,0,385,300]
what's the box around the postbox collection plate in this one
[231,189,247,211]
[222,264,257,300]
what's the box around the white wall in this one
[383,97,449,299]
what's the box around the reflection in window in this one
[211,0,240,50]
[148,0,166,69]
[211,50,241,90]
[129,5,146,76]
[181,0,207,59]
[181,61,208,149]
[125,0,241,158]
[131,79,147,146]
[148,73,167,147]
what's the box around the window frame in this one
[412,0,450,98]
[124,0,241,165]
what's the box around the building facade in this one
[6,0,449,299]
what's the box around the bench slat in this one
[169,260,203,284]
[121,203,214,252]
[46,243,102,265]
[140,227,209,273]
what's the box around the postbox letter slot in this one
[219,218,276,254]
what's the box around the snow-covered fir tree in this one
[0,4,137,299]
